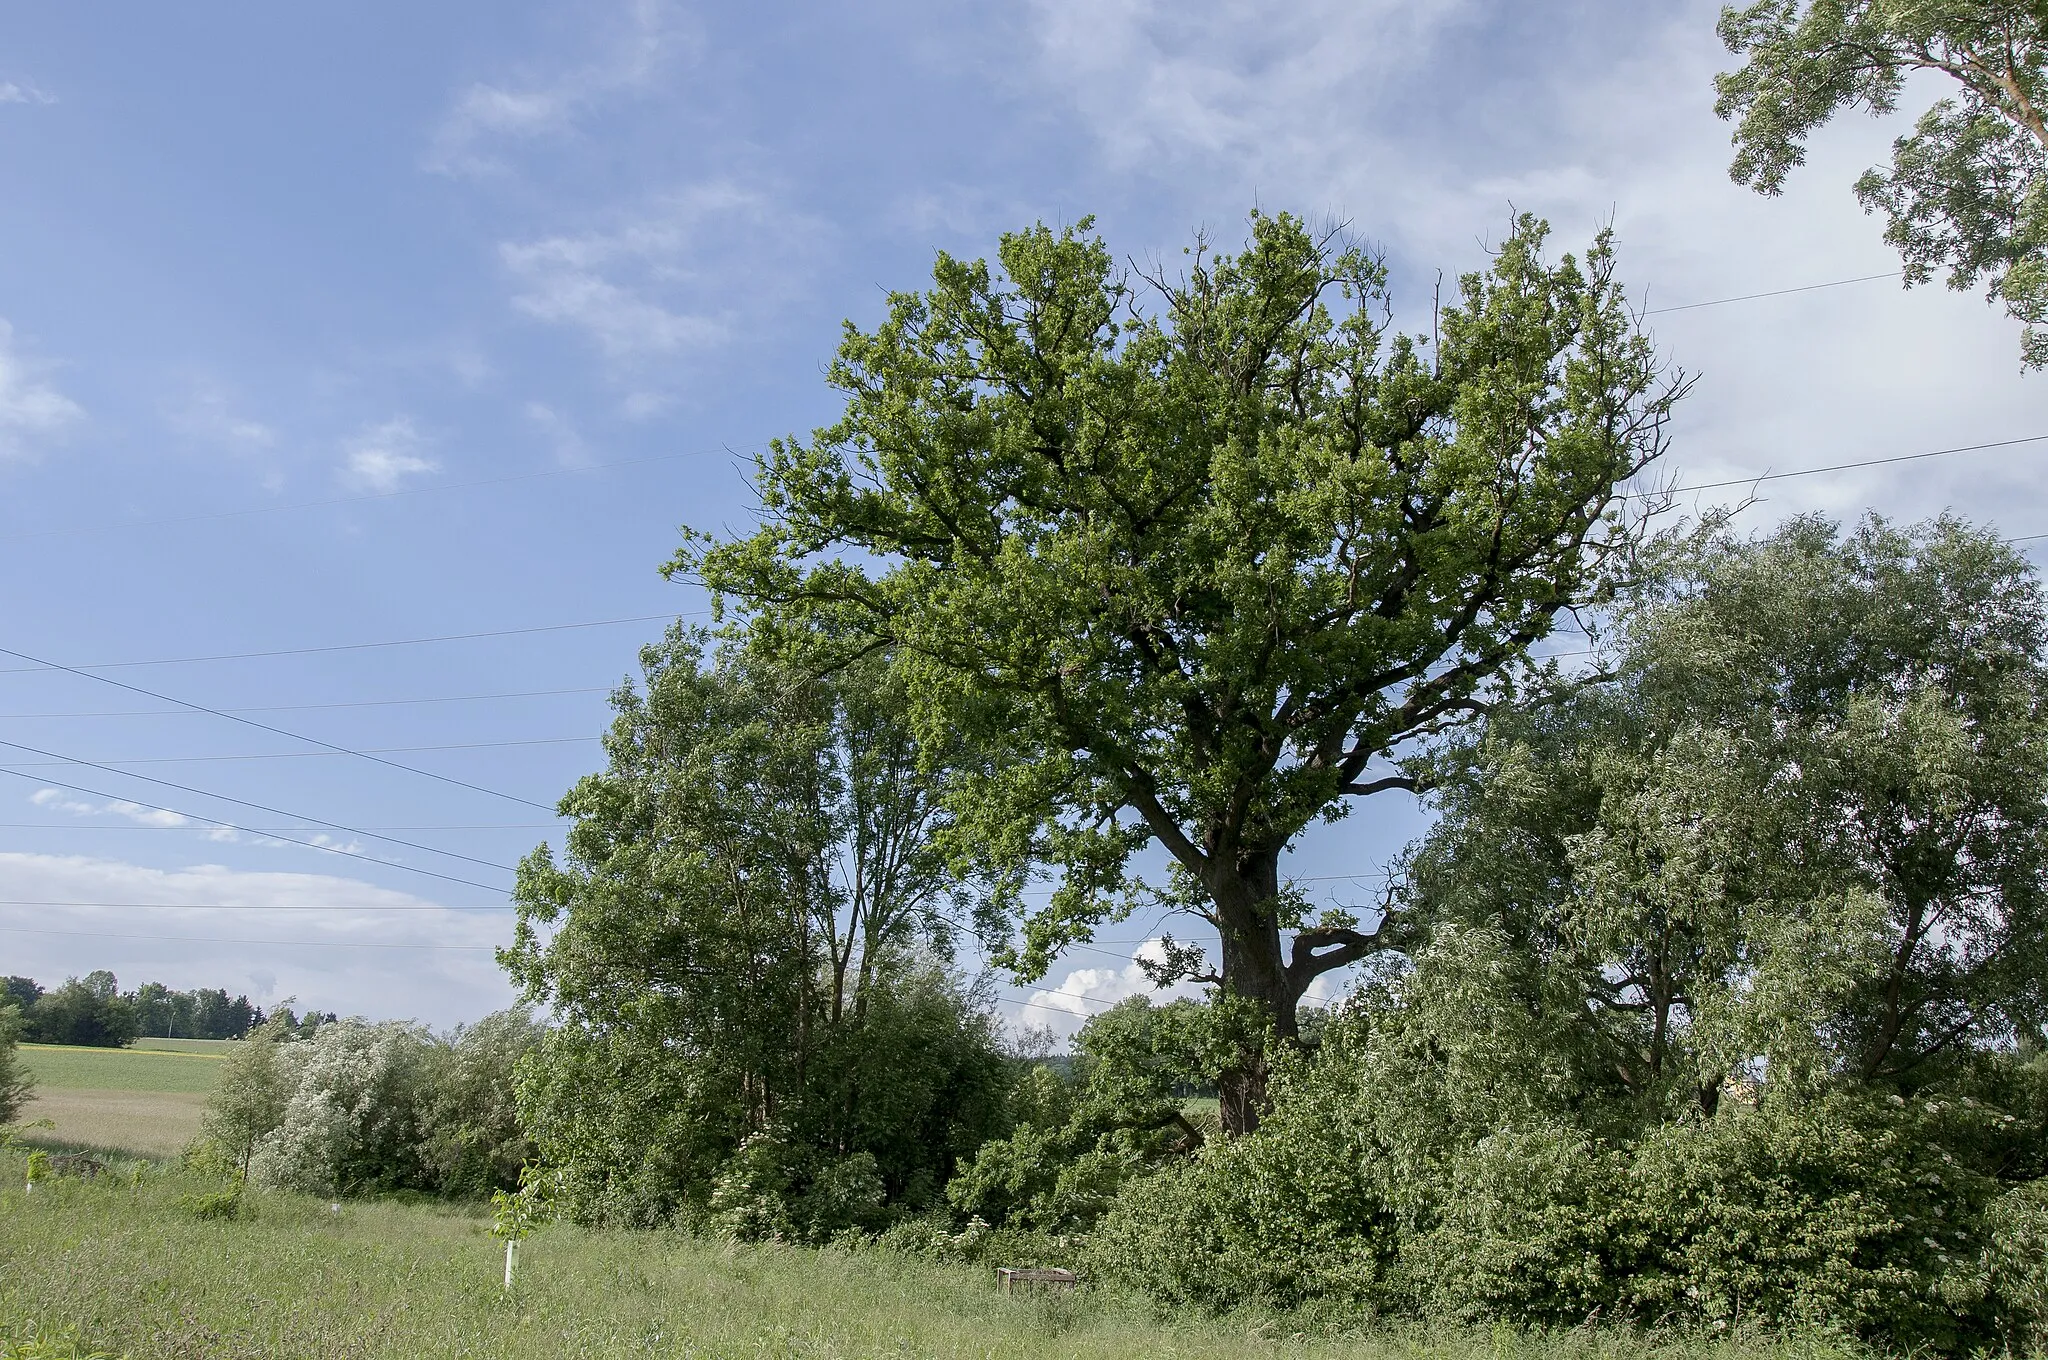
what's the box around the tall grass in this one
[0,1149,1869,1360]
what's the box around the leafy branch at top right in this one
[1717,0,2048,366]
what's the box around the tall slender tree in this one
[505,630,1006,1223]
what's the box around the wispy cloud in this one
[0,81,55,106]
[522,401,591,465]
[1025,0,1473,171]
[424,0,687,177]
[0,319,83,460]
[338,416,437,492]
[499,182,818,366]
[28,789,368,852]
[171,381,277,457]
[32,788,189,830]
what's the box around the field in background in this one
[132,1037,237,1055]
[15,1043,226,1158]
[0,1148,1855,1360]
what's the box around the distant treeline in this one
[1,971,336,1047]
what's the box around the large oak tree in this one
[680,212,1686,1130]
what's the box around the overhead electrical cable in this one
[0,899,510,912]
[0,611,697,674]
[4,686,613,718]
[0,924,497,950]
[0,449,708,544]
[0,734,596,768]
[0,755,513,890]
[1641,270,1900,316]
[0,642,564,811]
[0,822,558,832]
[1630,433,2048,502]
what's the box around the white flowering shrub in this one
[250,1019,436,1196]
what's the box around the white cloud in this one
[338,416,437,492]
[1015,938,1207,1040]
[499,182,819,366]
[425,0,687,177]
[0,852,514,1026]
[31,788,189,829]
[0,81,55,106]
[0,319,83,460]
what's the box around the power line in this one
[0,760,512,892]
[0,642,561,812]
[0,924,497,950]
[1642,270,1900,316]
[0,734,595,768]
[0,612,695,674]
[0,899,509,912]
[0,822,558,831]
[2,686,613,718]
[1636,433,2048,502]
[0,450,707,544]
[0,737,528,876]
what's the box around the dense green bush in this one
[1087,979,2040,1350]
[946,998,1225,1235]
[522,963,1011,1238]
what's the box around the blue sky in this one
[0,0,2038,1035]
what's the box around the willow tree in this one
[1716,1,2048,366]
[680,212,1686,1131]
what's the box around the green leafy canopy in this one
[1717,1,2048,365]
[677,209,1686,1126]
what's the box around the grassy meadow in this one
[0,1147,1868,1360]
[14,1042,227,1159]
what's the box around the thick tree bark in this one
[1206,856,1292,1134]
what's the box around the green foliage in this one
[506,632,1011,1233]
[0,1323,120,1360]
[1716,1,2048,365]
[681,209,1688,1127]
[176,1185,245,1222]
[0,1002,33,1125]
[1079,516,2048,1346]
[1985,1178,2048,1351]
[1092,986,2032,1346]
[1412,515,2048,1104]
[706,1133,890,1244]
[947,998,1228,1233]
[22,974,139,1049]
[198,1021,289,1178]
[420,1009,541,1198]
[123,981,262,1040]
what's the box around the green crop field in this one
[131,1038,238,1056]
[0,1149,1848,1360]
[14,1044,227,1160]
[19,1044,228,1095]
